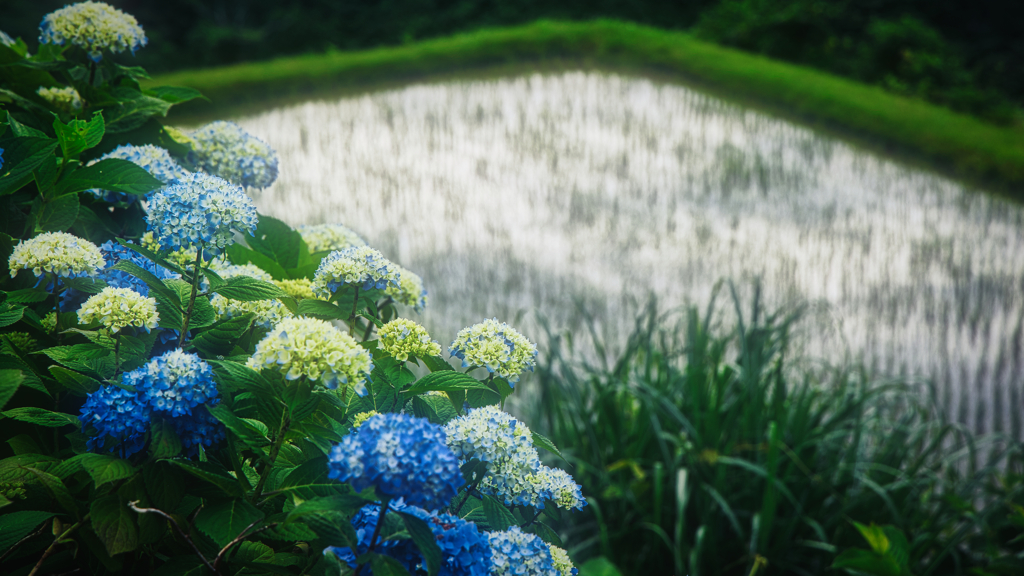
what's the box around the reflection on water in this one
[219,72,1024,438]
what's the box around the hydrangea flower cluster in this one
[349,410,378,429]
[312,246,401,298]
[96,240,178,296]
[79,385,149,456]
[486,527,557,576]
[124,350,219,418]
[404,506,493,576]
[190,121,279,190]
[449,318,538,384]
[548,545,578,576]
[524,466,586,511]
[37,86,82,113]
[168,405,226,457]
[378,319,441,361]
[327,413,464,510]
[8,231,104,280]
[388,265,428,311]
[324,501,418,568]
[38,2,147,62]
[247,317,372,394]
[146,172,258,256]
[77,287,159,333]
[298,223,366,253]
[208,262,291,328]
[273,278,321,300]
[87,144,190,203]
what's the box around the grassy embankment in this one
[149,19,1024,197]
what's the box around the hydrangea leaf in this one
[52,111,104,159]
[0,369,23,410]
[192,313,254,358]
[532,432,569,464]
[103,88,172,134]
[304,510,359,549]
[285,495,368,523]
[36,191,79,231]
[402,371,495,397]
[0,511,57,556]
[483,495,517,531]
[296,299,347,321]
[166,460,242,498]
[57,158,164,196]
[77,454,135,487]
[206,403,270,452]
[211,276,288,302]
[143,86,207,105]
[194,499,264,548]
[249,215,302,269]
[90,494,139,556]
[398,512,442,576]
[369,551,413,576]
[48,366,100,397]
[2,407,80,428]
[0,137,59,196]
[23,466,80,517]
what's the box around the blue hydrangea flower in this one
[38,2,147,62]
[0,147,5,171]
[146,172,258,256]
[87,144,190,204]
[170,403,226,458]
[79,385,149,457]
[323,501,419,569]
[62,240,178,312]
[486,527,557,576]
[327,413,464,510]
[311,246,401,298]
[405,506,493,576]
[125,350,220,417]
[190,121,279,190]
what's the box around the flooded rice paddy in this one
[220,72,1024,438]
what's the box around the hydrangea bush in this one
[0,4,582,576]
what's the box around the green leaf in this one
[80,454,135,487]
[0,304,24,328]
[192,313,254,357]
[22,467,80,517]
[206,403,270,451]
[226,243,289,280]
[0,137,58,195]
[2,407,80,427]
[42,343,114,378]
[399,512,442,576]
[166,460,243,498]
[57,158,164,196]
[297,299,348,320]
[369,551,413,576]
[194,499,264,548]
[482,495,517,531]
[831,548,901,576]
[91,494,138,556]
[52,111,104,159]
[34,156,59,194]
[421,355,455,372]
[249,215,304,269]
[532,432,569,464]
[102,88,172,133]
[62,276,108,294]
[144,86,207,105]
[6,114,47,138]
[212,276,289,301]
[109,260,180,308]
[578,557,625,576]
[403,371,496,397]
[853,521,891,555]
[0,510,56,556]
[277,456,344,499]
[305,510,359,549]
[4,289,49,303]
[411,394,457,426]
[285,495,368,523]
[0,369,22,410]
[165,278,216,330]
[37,192,79,231]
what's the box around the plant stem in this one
[27,514,89,576]
[177,244,204,348]
[348,287,360,335]
[453,479,482,516]
[354,499,390,576]
[251,410,290,502]
[113,334,121,376]
[87,62,96,86]
[128,502,216,574]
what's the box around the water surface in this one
[222,72,1024,437]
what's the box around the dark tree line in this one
[4,0,1021,123]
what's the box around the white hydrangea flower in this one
[549,545,578,576]
[36,86,82,112]
[524,465,586,511]
[297,223,366,253]
[190,121,278,190]
[248,317,373,395]
[273,278,323,300]
[449,318,538,384]
[9,232,104,280]
[208,262,290,328]
[311,246,401,298]
[77,287,159,333]
[386,265,428,312]
[38,2,147,62]
[378,318,440,361]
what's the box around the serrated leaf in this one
[286,495,368,523]
[0,510,57,555]
[2,407,80,427]
[278,456,343,499]
[48,366,101,396]
[37,192,79,231]
[52,111,104,159]
[80,454,135,487]
[4,289,49,303]
[91,494,138,556]
[532,432,569,464]
[0,369,22,410]
[194,499,264,548]
[403,371,495,397]
[62,276,108,294]
[166,460,242,498]
[0,137,58,195]
[207,403,270,451]
[164,278,216,330]
[57,158,164,196]
[420,355,455,372]
[192,313,254,357]
[23,466,79,517]
[226,243,289,280]
[109,260,179,309]
[212,276,288,301]
[399,512,442,576]
[482,495,517,531]
[297,299,347,320]
[249,216,303,269]
[304,511,359,549]
[102,88,172,133]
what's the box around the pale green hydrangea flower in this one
[274,278,323,300]
[41,312,57,333]
[378,318,441,361]
[37,86,82,112]
[297,223,366,253]
[524,466,586,511]
[549,545,577,576]
[386,265,428,312]
[350,410,378,429]
[311,246,401,298]
[77,287,159,333]
[38,2,147,62]
[208,262,290,328]
[9,232,104,280]
[449,318,538,384]
[248,317,373,395]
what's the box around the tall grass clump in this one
[524,283,1024,576]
